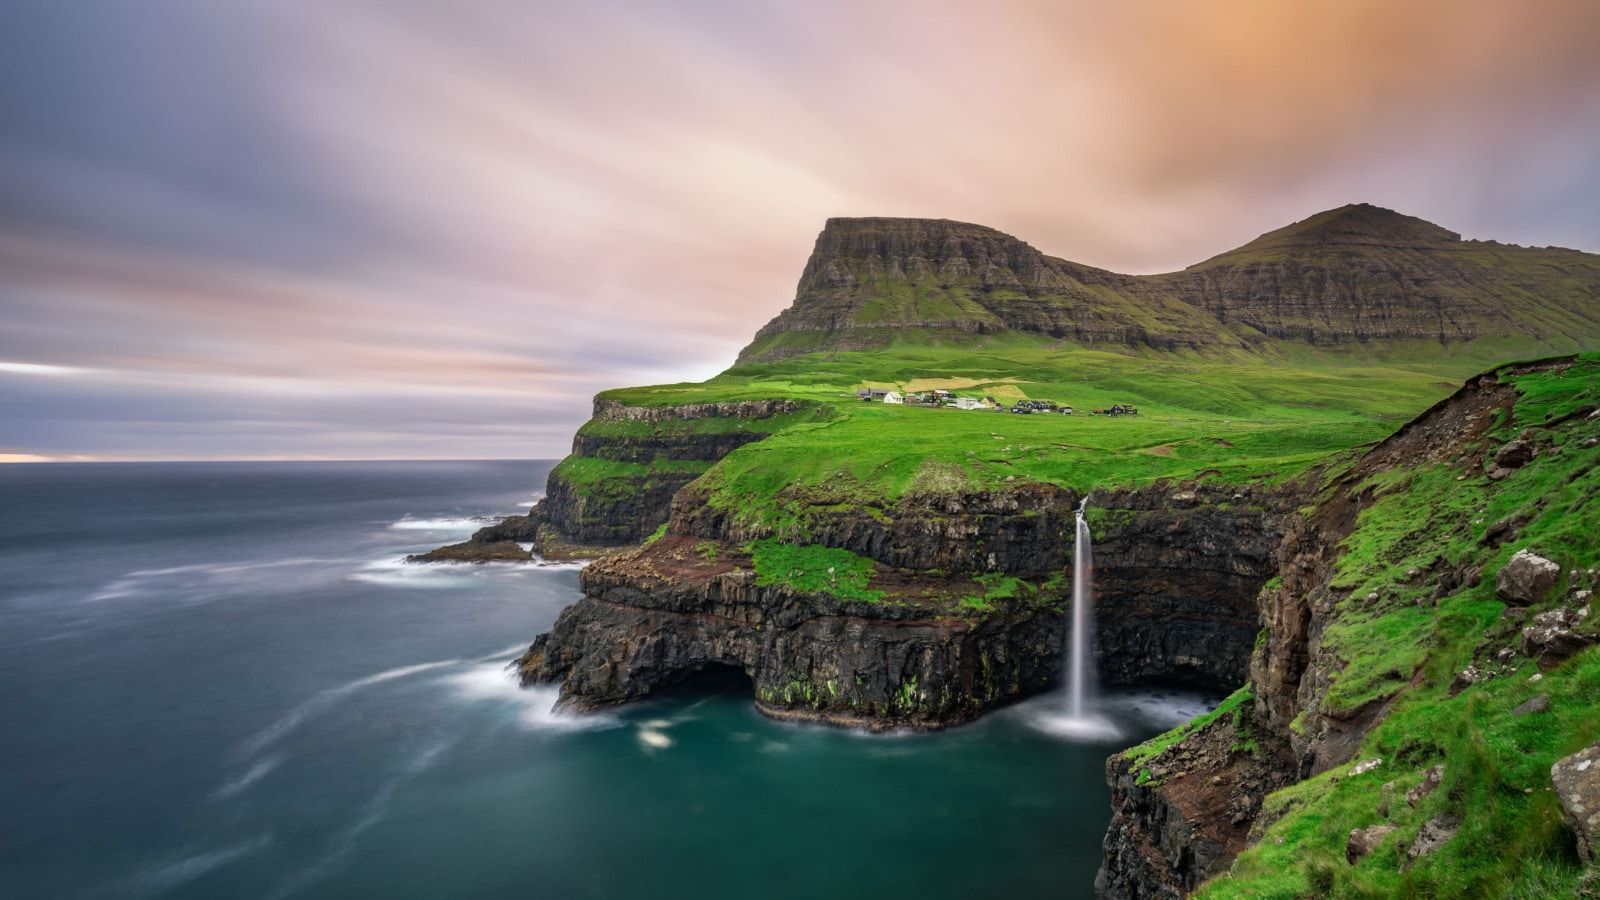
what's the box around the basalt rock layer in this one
[521,477,1305,725]
[519,536,1062,728]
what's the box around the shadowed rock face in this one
[519,536,1062,729]
[1092,486,1301,690]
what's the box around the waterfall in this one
[1068,498,1096,719]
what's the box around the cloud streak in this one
[1,0,1598,458]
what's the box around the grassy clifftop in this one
[1102,355,1600,898]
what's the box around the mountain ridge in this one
[737,204,1600,365]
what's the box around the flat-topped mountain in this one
[738,204,1600,364]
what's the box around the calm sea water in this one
[0,461,1216,900]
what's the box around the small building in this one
[1059,406,1074,415]
[857,388,891,402]
[954,397,982,410]
[883,391,904,405]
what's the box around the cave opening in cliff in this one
[649,662,755,702]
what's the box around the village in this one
[852,387,1137,416]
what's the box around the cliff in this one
[521,478,1304,727]
[1098,355,1600,898]
[738,205,1600,364]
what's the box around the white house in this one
[954,397,982,410]
[883,391,904,405]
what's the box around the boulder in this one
[1493,439,1536,469]
[1406,812,1462,861]
[1496,550,1561,605]
[1552,741,1600,865]
[1406,764,1445,806]
[1347,823,1398,864]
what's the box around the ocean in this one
[0,460,1216,899]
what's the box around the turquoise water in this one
[0,461,1216,899]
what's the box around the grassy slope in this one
[623,344,1480,528]
[1084,355,1600,899]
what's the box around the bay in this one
[0,461,1214,899]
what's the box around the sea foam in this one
[443,662,618,732]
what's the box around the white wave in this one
[211,756,281,801]
[387,516,500,531]
[90,558,343,602]
[241,660,460,758]
[123,835,272,897]
[351,556,551,588]
[443,663,618,732]
[348,557,477,588]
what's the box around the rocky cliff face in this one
[520,535,1062,728]
[532,399,814,558]
[522,475,1303,725]
[737,206,1600,364]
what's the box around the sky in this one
[3,0,1600,461]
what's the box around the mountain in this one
[737,204,1600,365]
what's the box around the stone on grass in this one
[1406,812,1462,861]
[1496,550,1562,605]
[1552,741,1600,865]
[1350,757,1383,776]
[1512,695,1550,716]
[1406,765,1446,806]
[1347,823,1398,864]
[1493,439,1536,469]
[1522,609,1596,671]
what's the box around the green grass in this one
[1196,355,1600,899]
[959,572,1039,614]
[1124,685,1255,769]
[747,538,883,603]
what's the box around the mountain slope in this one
[738,205,1600,365]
